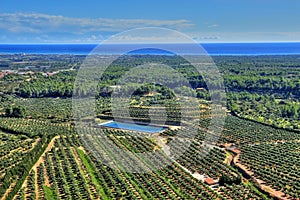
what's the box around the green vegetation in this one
[76,148,108,199]
[5,106,26,118]
[43,186,58,200]
[1,54,299,130]
[240,141,300,199]
[228,91,300,130]
[0,54,299,199]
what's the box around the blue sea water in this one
[100,121,165,133]
[0,43,300,55]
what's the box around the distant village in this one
[0,54,82,78]
[0,66,62,78]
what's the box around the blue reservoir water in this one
[100,121,165,133]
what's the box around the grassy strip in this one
[76,148,108,200]
[244,181,269,200]
[43,186,58,200]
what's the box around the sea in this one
[0,43,300,56]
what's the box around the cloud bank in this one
[0,12,299,43]
[0,13,193,40]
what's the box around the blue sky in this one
[0,0,300,43]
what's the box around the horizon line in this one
[1,41,300,45]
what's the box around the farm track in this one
[0,138,45,200]
[0,183,17,200]
[18,135,60,200]
[229,148,287,200]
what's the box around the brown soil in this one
[231,148,287,200]
[0,182,17,200]
[15,135,60,200]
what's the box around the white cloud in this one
[1,13,299,43]
[106,29,197,44]
[0,12,193,34]
[190,31,300,43]
[208,24,219,28]
[201,35,220,40]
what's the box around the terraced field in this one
[3,115,297,199]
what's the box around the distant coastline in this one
[1,42,300,56]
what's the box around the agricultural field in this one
[1,112,299,199]
[0,54,299,200]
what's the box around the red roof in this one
[230,148,241,154]
[204,178,216,185]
